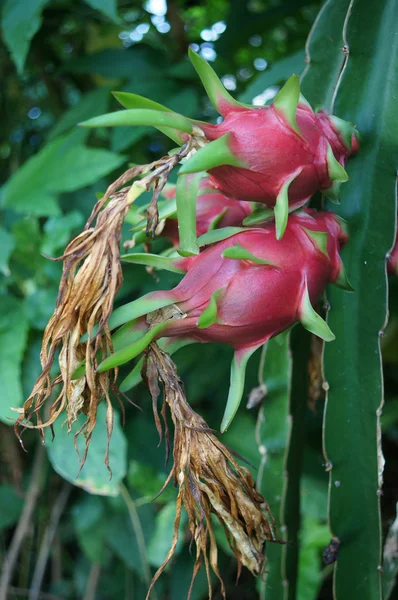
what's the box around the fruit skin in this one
[197,102,357,207]
[137,209,348,351]
[161,179,253,246]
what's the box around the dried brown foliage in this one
[14,141,196,468]
[144,342,282,599]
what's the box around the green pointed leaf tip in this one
[334,260,355,292]
[188,47,244,115]
[299,283,335,342]
[108,293,175,330]
[322,181,341,204]
[301,227,329,258]
[97,322,167,372]
[120,253,186,274]
[326,143,349,183]
[274,169,303,240]
[220,345,260,432]
[198,226,247,247]
[197,288,224,329]
[79,109,193,134]
[179,134,247,175]
[272,75,302,136]
[242,207,275,226]
[222,243,276,265]
[329,115,359,152]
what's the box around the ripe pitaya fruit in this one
[179,50,359,239]
[161,178,253,246]
[100,209,352,431]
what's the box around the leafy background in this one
[0,1,397,599]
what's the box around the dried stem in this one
[14,141,196,469]
[144,342,282,600]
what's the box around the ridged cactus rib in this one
[302,1,398,598]
[272,74,302,136]
[220,345,261,432]
[179,134,247,174]
[255,335,293,598]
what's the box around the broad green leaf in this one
[47,87,112,141]
[41,211,84,256]
[3,130,125,215]
[105,504,155,574]
[0,226,15,274]
[298,517,331,600]
[1,0,50,73]
[72,495,109,564]
[84,0,119,22]
[147,502,187,568]
[0,297,29,424]
[0,484,24,530]
[46,403,127,496]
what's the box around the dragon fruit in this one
[161,178,253,246]
[81,50,359,248]
[100,209,352,431]
[178,50,359,239]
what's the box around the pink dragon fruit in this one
[161,178,253,246]
[100,209,352,431]
[178,50,359,240]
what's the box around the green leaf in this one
[1,0,50,74]
[3,131,125,215]
[0,484,24,530]
[41,211,84,256]
[147,502,187,568]
[47,87,111,141]
[72,495,109,564]
[304,1,398,598]
[46,403,127,496]
[0,226,15,274]
[0,297,29,424]
[84,0,119,22]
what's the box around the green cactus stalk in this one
[301,0,398,598]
